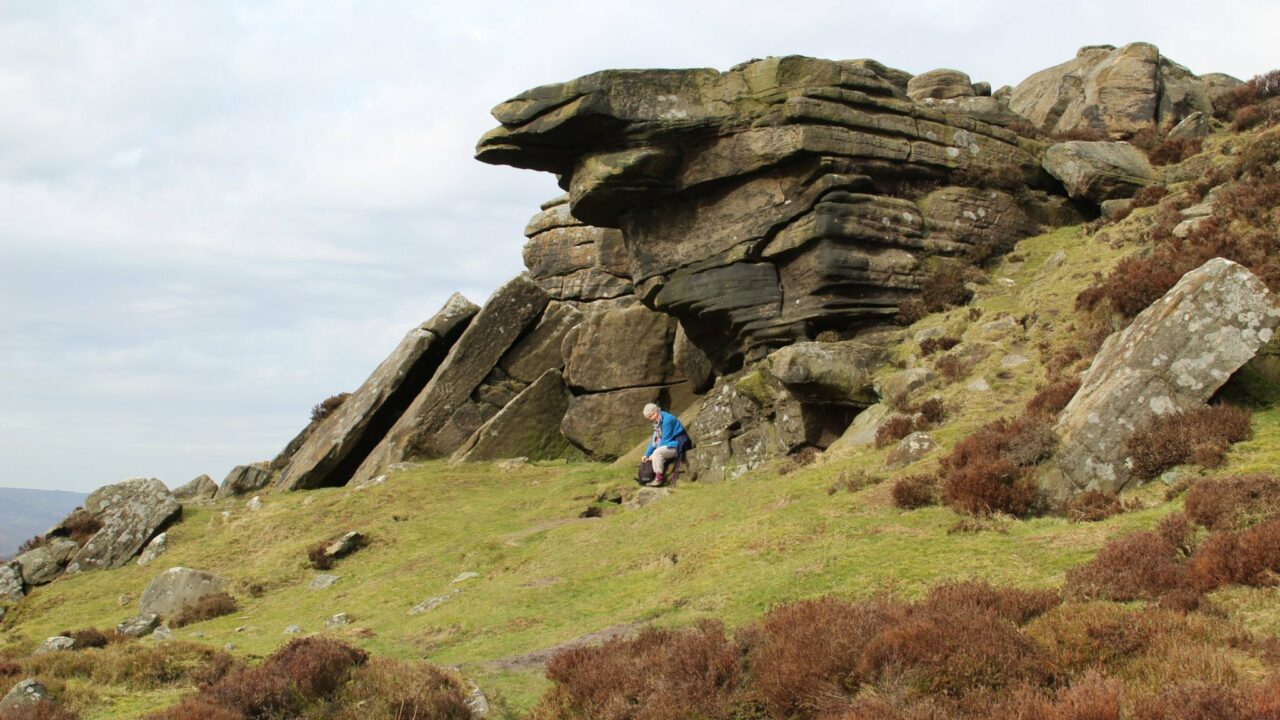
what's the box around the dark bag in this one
[637,459,656,486]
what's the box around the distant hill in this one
[0,487,88,559]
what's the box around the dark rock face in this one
[478,55,1065,372]
[452,369,581,462]
[63,478,180,572]
[277,293,479,490]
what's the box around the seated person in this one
[641,402,690,487]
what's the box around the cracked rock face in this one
[1048,258,1280,502]
[478,55,1065,373]
[62,478,180,573]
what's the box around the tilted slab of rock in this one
[1011,43,1213,137]
[1042,141,1156,203]
[14,538,78,586]
[453,369,581,462]
[215,464,272,500]
[499,301,582,383]
[478,55,1063,372]
[278,293,479,490]
[139,567,228,619]
[1047,258,1280,502]
[64,478,180,572]
[350,274,550,482]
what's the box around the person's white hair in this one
[642,403,660,419]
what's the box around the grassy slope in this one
[5,216,1280,718]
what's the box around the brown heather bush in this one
[895,299,929,326]
[1130,184,1168,209]
[826,470,882,495]
[59,510,102,547]
[27,640,237,690]
[876,415,919,449]
[17,535,48,554]
[1188,518,1280,591]
[938,418,1043,517]
[934,352,974,382]
[58,628,110,649]
[1051,127,1109,142]
[307,542,334,571]
[919,336,960,357]
[892,475,938,510]
[1125,404,1252,481]
[747,597,909,719]
[310,392,350,423]
[921,581,1060,626]
[331,658,471,720]
[1024,379,1080,418]
[1185,474,1280,530]
[1213,69,1280,120]
[917,397,946,425]
[1064,530,1190,603]
[145,699,244,720]
[0,659,20,678]
[538,622,741,720]
[1132,683,1249,720]
[169,592,237,628]
[1066,491,1123,523]
[1146,137,1202,166]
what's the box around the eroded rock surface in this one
[14,539,78,586]
[172,474,218,502]
[64,478,180,572]
[139,567,228,619]
[478,55,1064,372]
[216,465,272,500]
[1042,141,1156,202]
[1048,258,1280,502]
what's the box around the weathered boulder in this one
[478,55,1064,371]
[116,613,161,638]
[172,474,218,502]
[1047,258,1280,502]
[137,532,167,566]
[139,567,228,619]
[1042,141,1157,202]
[216,465,271,500]
[14,538,78,586]
[0,680,47,712]
[925,95,1033,129]
[907,68,976,101]
[564,302,682,392]
[1200,72,1245,104]
[278,293,479,491]
[351,274,550,483]
[324,532,364,559]
[0,563,23,602]
[524,197,633,302]
[64,478,180,572]
[453,369,581,462]
[1010,43,1213,137]
[34,636,75,654]
[885,432,939,469]
[876,367,934,404]
[1167,111,1211,141]
[767,341,886,406]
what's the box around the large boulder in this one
[278,293,479,490]
[64,478,180,572]
[1010,43,1213,137]
[0,563,22,602]
[216,464,272,500]
[14,538,78,586]
[0,680,47,713]
[478,55,1066,372]
[350,274,550,483]
[766,341,885,406]
[564,303,682,392]
[172,474,218,502]
[138,567,228,619]
[1047,258,1280,503]
[1042,141,1157,203]
[452,369,581,462]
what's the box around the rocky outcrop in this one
[172,474,218,502]
[453,369,580,462]
[907,69,977,101]
[216,465,272,500]
[139,567,228,619]
[14,538,78,586]
[278,294,479,490]
[62,478,180,573]
[562,384,690,460]
[1046,259,1280,503]
[1042,141,1157,202]
[523,196,632,302]
[0,680,47,713]
[478,55,1067,373]
[767,340,885,406]
[0,563,22,602]
[1010,43,1214,137]
[350,274,551,483]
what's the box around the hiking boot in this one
[650,473,666,487]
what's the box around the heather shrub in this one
[896,299,929,326]
[269,636,368,701]
[538,622,740,720]
[201,667,299,719]
[1025,603,1161,679]
[746,597,909,719]
[920,581,1060,626]
[58,628,110,649]
[1188,518,1280,591]
[1066,491,1122,523]
[917,397,946,425]
[919,336,960,357]
[310,393,350,423]
[59,510,103,547]
[1146,137,1202,166]
[876,415,918,449]
[1125,405,1252,480]
[307,543,334,571]
[1184,474,1280,530]
[938,418,1042,517]
[1064,530,1190,603]
[1024,379,1080,418]
[169,592,237,628]
[892,475,938,510]
[934,352,974,382]
[1132,683,1248,720]
[330,658,471,720]
[826,470,882,495]
[1130,184,1168,209]
[17,535,48,554]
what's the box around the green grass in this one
[5,218,1280,718]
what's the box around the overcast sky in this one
[2,1,1276,493]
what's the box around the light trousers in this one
[650,446,679,474]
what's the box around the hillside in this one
[0,489,87,560]
[3,46,1280,720]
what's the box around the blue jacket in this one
[645,411,689,457]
